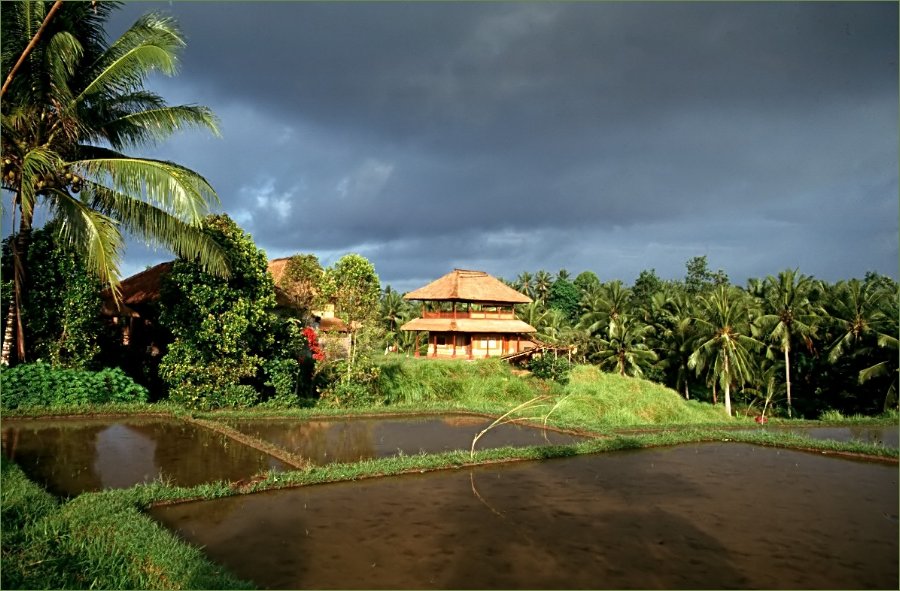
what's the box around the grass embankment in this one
[0,459,253,590]
[375,358,739,431]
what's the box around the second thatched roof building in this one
[400,269,537,359]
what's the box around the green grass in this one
[373,358,738,430]
[0,459,253,590]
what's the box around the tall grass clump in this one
[376,358,545,409]
[553,365,734,429]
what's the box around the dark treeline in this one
[380,256,899,419]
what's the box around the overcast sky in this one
[107,1,898,293]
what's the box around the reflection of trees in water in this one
[2,423,106,496]
[236,420,377,465]
[129,422,279,487]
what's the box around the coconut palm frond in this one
[72,155,219,223]
[51,188,123,298]
[85,181,229,277]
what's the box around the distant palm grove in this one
[383,256,899,418]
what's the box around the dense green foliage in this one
[278,253,324,317]
[159,215,279,409]
[527,354,574,384]
[0,460,252,589]
[1,224,103,367]
[0,362,148,409]
[1,0,226,365]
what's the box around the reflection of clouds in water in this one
[94,424,158,489]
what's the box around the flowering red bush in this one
[302,327,326,361]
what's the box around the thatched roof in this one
[399,317,536,334]
[268,257,290,285]
[403,269,531,304]
[100,261,173,312]
[100,258,311,315]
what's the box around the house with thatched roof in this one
[400,269,537,359]
[100,258,350,347]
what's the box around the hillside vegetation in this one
[375,358,736,430]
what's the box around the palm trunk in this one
[684,382,690,400]
[724,356,732,417]
[0,1,64,99]
[712,380,718,405]
[10,207,33,364]
[0,301,14,366]
[784,344,792,418]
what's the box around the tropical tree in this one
[547,276,580,324]
[688,285,762,416]
[646,290,698,399]
[158,215,276,409]
[578,280,632,335]
[592,315,657,377]
[321,253,381,373]
[573,270,600,295]
[556,268,571,282]
[533,270,553,304]
[824,279,890,364]
[755,269,820,417]
[515,271,534,299]
[1,1,226,364]
[278,253,324,318]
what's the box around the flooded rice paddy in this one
[150,443,899,589]
[1,418,288,496]
[227,415,586,464]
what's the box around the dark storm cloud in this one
[112,1,898,288]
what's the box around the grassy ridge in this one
[0,459,253,590]
[375,358,735,429]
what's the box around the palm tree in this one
[592,315,657,377]
[1,1,226,364]
[536,308,569,344]
[533,270,553,304]
[755,269,820,418]
[858,332,898,411]
[556,268,571,282]
[689,285,762,417]
[824,279,889,364]
[515,271,534,299]
[578,280,632,336]
[648,290,698,399]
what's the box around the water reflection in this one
[227,415,585,465]
[1,418,288,497]
[151,443,898,589]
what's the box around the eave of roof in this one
[399,317,537,333]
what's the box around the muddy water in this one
[150,443,898,589]
[1,418,288,497]
[227,415,585,464]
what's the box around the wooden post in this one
[452,334,457,357]
[414,332,420,357]
[431,333,437,358]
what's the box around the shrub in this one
[159,214,278,409]
[527,354,574,384]
[0,363,148,409]
[316,356,382,408]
